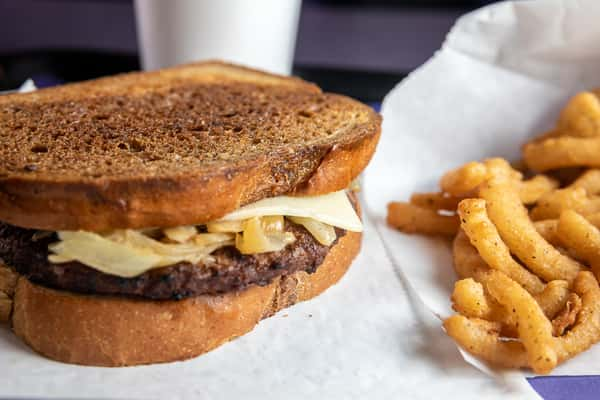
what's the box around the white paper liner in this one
[363,0,600,396]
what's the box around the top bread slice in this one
[0,61,380,231]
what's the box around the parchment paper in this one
[363,0,600,395]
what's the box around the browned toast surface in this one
[0,61,380,231]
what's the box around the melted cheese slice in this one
[219,190,362,232]
[47,190,362,278]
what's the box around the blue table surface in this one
[529,376,600,400]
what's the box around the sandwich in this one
[0,61,381,366]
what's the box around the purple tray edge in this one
[528,376,600,400]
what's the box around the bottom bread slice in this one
[11,231,361,367]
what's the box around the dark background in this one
[0,0,495,101]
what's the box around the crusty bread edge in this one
[11,230,361,367]
[0,100,380,231]
[295,121,381,196]
[0,60,321,105]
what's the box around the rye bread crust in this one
[11,230,362,367]
[0,61,381,231]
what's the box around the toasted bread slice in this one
[0,61,380,231]
[12,230,361,366]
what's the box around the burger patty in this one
[0,221,346,300]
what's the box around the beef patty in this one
[0,220,346,300]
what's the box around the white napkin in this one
[363,0,600,394]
